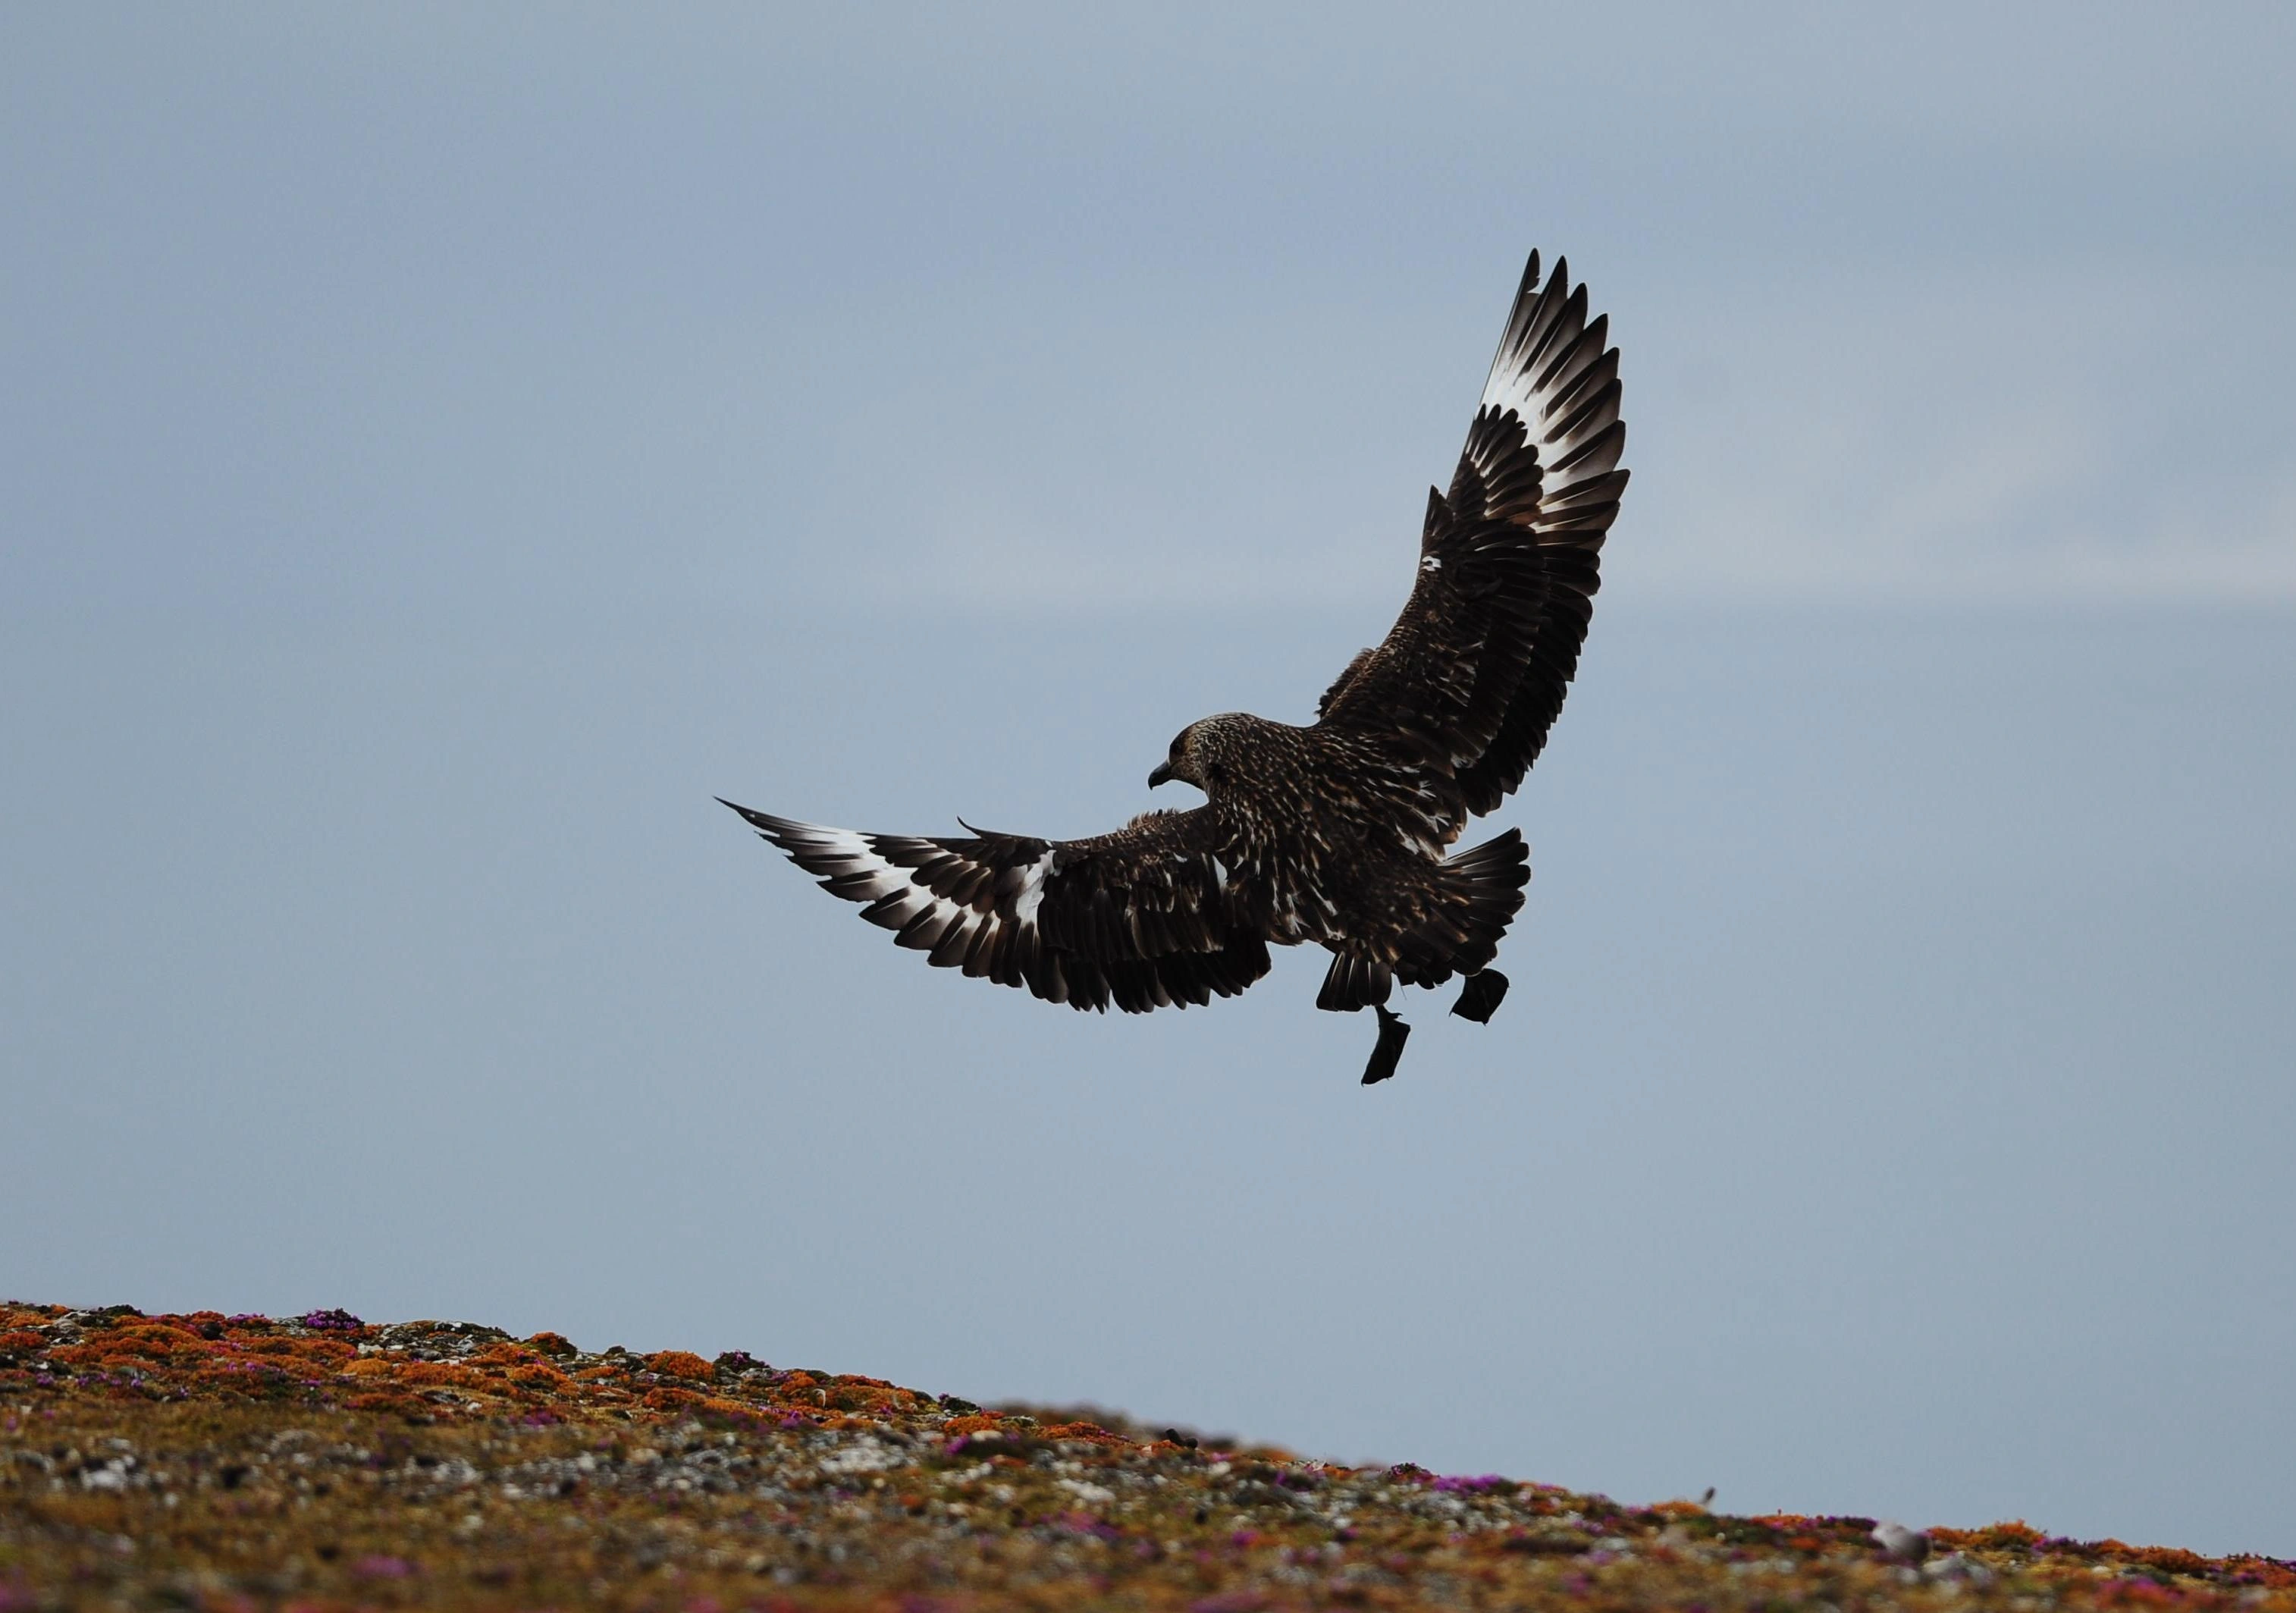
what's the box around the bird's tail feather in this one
[1428,827,1531,980]
[1316,829,1530,1009]
[1316,952,1393,1012]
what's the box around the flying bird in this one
[723,251,1626,1084]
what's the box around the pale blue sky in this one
[4,2,2293,1558]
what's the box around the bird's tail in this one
[1314,829,1531,1010]
[1423,827,1531,981]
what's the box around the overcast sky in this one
[5,2,2293,1559]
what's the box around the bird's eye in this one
[1207,762,1231,786]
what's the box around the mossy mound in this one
[4,1302,2291,1610]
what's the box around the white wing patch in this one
[1472,253,1626,524]
[741,814,1029,979]
[762,821,929,911]
[1012,849,1052,924]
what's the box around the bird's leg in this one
[1451,968,1510,1024]
[1360,1003,1411,1084]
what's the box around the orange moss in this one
[394,1361,488,1389]
[240,1336,356,1364]
[343,1391,424,1414]
[645,1349,714,1381]
[1042,1421,1124,1444]
[2225,1558,2296,1590]
[2125,1546,2217,1577]
[110,1325,203,1357]
[1934,1520,2047,1551]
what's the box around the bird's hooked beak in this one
[1147,761,1175,789]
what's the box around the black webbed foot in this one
[1361,1003,1411,1085]
[1451,968,1509,1024]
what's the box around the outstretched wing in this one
[720,799,1272,1014]
[1316,251,1628,820]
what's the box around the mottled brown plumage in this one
[723,250,1627,1080]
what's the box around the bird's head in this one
[1149,714,1250,795]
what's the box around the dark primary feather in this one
[720,799,1270,1015]
[1316,252,1629,821]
